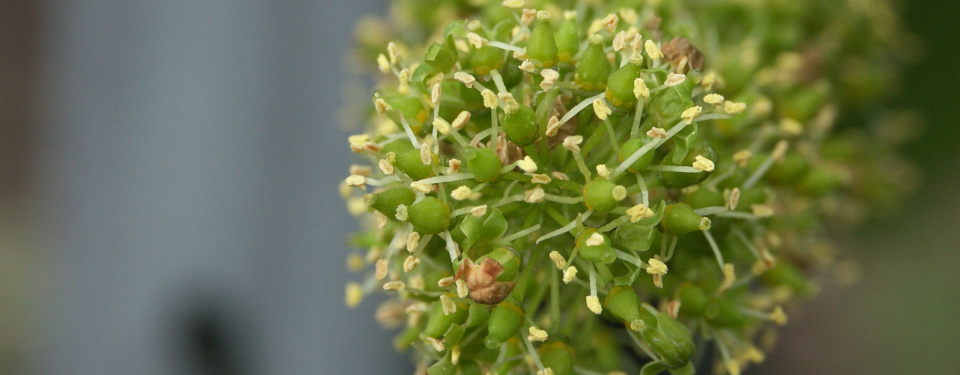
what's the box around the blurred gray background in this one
[0,0,957,374]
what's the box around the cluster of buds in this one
[342,1,915,374]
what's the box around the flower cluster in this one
[341,1,915,374]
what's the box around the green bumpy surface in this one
[343,1,917,374]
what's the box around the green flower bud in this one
[464,303,490,329]
[395,148,435,181]
[384,94,429,131]
[605,59,643,108]
[471,45,505,76]
[424,297,469,338]
[527,17,558,67]
[658,141,718,188]
[408,197,451,235]
[555,19,580,63]
[464,146,502,182]
[444,322,465,346]
[424,35,458,73]
[427,353,456,375]
[661,203,703,236]
[704,294,746,328]
[538,341,575,375]
[676,283,709,317]
[576,38,611,92]
[486,301,524,348]
[604,286,642,323]
[618,137,656,173]
[501,104,539,146]
[647,77,694,127]
[765,153,811,185]
[367,187,416,219]
[576,229,616,264]
[639,313,695,369]
[762,262,816,297]
[582,178,619,213]
[684,187,724,209]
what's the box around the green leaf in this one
[460,214,484,251]
[640,361,669,375]
[481,208,508,241]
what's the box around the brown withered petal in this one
[662,37,705,73]
[456,257,516,305]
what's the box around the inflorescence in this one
[341,1,915,374]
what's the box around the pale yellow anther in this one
[470,205,488,217]
[531,174,551,184]
[524,186,545,203]
[588,33,603,45]
[448,158,461,174]
[724,101,747,115]
[726,187,741,210]
[454,72,476,88]
[345,282,363,308]
[645,40,663,60]
[499,92,520,113]
[527,326,549,342]
[701,71,718,91]
[395,204,408,221]
[780,118,804,136]
[647,127,667,138]
[520,9,537,25]
[704,93,725,105]
[349,165,371,177]
[537,368,554,375]
[769,306,788,326]
[403,255,420,272]
[733,149,752,167]
[425,336,444,352]
[348,134,370,153]
[744,346,766,364]
[634,78,650,99]
[383,280,405,291]
[373,258,387,281]
[770,140,789,161]
[751,204,775,218]
[628,319,646,332]
[437,276,454,288]
[612,185,627,201]
[549,251,567,269]
[698,217,712,231]
[446,345,459,365]
[375,211,388,229]
[378,159,395,175]
[562,266,578,284]
[406,232,420,252]
[502,0,524,9]
[519,59,536,73]
[345,174,366,187]
[613,31,627,51]
[719,263,736,292]
[455,279,469,298]
[419,144,432,165]
[595,164,611,178]
[667,300,681,318]
[692,155,715,172]
[586,232,605,247]
[646,257,668,275]
[481,89,499,109]
[466,32,487,49]
[451,111,471,130]
[725,360,741,375]
[593,99,612,120]
[664,73,686,87]
[629,51,644,65]
[513,49,527,59]
[339,183,353,199]
[681,105,703,124]
[376,54,391,73]
[347,198,366,216]
[430,83,442,105]
[536,10,551,21]
[451,186,472,201]
[563,10,577,20]
[545,115,562,136]
[551,171,570,181]
[601,14,619,33]
[586,296,603,314]
[346,253,365,272]
[410,181,433,194]
[440,294,456,315]
[627,204,654,222]
[540,69,559,90]
[397,69,411,94]
[518,156,538,173]
[433,117,451,135]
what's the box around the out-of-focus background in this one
[0,1,956,374]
